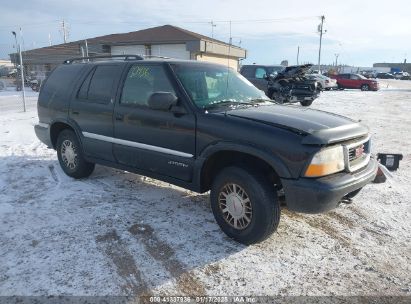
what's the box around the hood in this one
[276,64,313,78]
[225,105,369,145]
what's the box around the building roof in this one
[87,24,230,45]
[14,25,245,65]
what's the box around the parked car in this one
[239,64,284,92]
[240,64,320,106]
[393,71,410,80]
[375,72,395,79]
[331,73,379,91]
[35,56,378,245]
[306,73,338,90]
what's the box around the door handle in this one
[72,111,79,115]
[115,114,124,121]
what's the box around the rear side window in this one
[39,64,85,105]
[240,66,254,78]
[78,65,121,104]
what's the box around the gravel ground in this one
[0,80,410,297]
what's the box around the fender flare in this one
[194,141,292,192]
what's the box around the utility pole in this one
[85,39,89,57]
[317,15,325,73]
[334,53,339,67]
[12,30,26,112]
[297,46,300,65]
[210,21,216,38]
[48,33,52,46]
[61,20,68,43]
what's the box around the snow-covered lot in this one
[0,81,410,296]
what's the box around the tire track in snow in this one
[128,223,206,295]
[95,229,150,295]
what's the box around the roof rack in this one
[63,54,144,64]
[63,54,173,64]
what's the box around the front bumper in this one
[34,123,52,148]
[281,158,378,213]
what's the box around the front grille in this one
[344,138,371,172]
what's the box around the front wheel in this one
[361,84,369,91]
[56,129,95,179]
[210,166,280,245]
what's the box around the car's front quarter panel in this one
[195,112,318,179]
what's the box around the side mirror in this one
[147,92,178,111]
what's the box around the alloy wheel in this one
[218,183,253,230]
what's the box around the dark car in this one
[239,64,284,91]
[376,72,395,79]
[35,55,378,245]
[240,64,320,106]
[331,73,379,91]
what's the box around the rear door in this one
[69,63,123,162]
[113,62,196,181]
[349,74,361,89]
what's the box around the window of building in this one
[145,45,152,56]
[120,64,175,107]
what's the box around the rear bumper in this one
[34,123,52,148]
[281,158,378,213]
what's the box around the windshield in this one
[172,63,269,109]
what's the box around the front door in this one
[113,63,196,182]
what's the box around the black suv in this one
[35,55,378,244]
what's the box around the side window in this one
[255,67,267,79]
[77,65,120,104]
[240,66,254,78]
[120,64,175,106]
[350,74,359,80]
[78,69,94,100]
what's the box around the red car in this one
[331,73,379,91]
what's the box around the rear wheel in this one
[361,84,369,91]
[56,129,95,178]
[337,83,344,90]
[300,100,313,107]
[210,166,280,245]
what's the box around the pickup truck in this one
[35,55,378,244]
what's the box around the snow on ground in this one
[0,80,410,296]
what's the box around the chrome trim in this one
[37,122,49,128]
[343,135,371,172]
[82,132,193,158]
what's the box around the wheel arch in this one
[196,142,291,193]
[49,119,82,149]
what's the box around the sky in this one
[1,0,410,66]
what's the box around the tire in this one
[300,100,313,107]
[345,188,362,199]
[337,83,344,90]
[361,84,369,91]
[56,129,95,179]
[210,166,280,245]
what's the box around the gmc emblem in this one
[355,144,365,158]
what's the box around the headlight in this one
[304,145,345,177]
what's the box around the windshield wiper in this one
[204,100,255,110]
